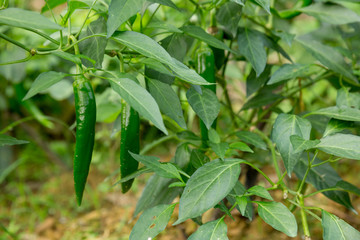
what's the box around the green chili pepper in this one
[73,76,96,206]
[120,100,140,193]
[278,0,312,19]
[195,44,216,148]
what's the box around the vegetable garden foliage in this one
[1,0,360,239]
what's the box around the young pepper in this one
[120,100,140,193]
[73,76,96,206]
[195,44,216,148]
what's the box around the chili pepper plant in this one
[1,0,360,239]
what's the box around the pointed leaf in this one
[324,119,354,137]
[0,8,62,30]
[79,17,107,68]
[229,142,254,153]
[235,131,267,150]
[174,159,242,224]
[109,77,167,134]
[254,0,271,14]
[268,64,315,85]
[300,3,360,25]
[271,114,312,174]
[297,37,356,82]
[130,153,182,180]
[107,0,146,37]
[209,142,229,160]
[181,25,232,51]
[322,210,360,240]
[186,87,220,129]
[309,106,360,122]
[130,203,176,240]
[316,133,360,160]
[148,78,186,129]
[227,181,253,220]
[0,135,29,147]
[248,185,273,200]
[238,28,267,76]
[188,218,229,240]
[23,71,69,100]
[256,201,298,237]
[290,135,320,153]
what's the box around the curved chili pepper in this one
[73,76,96,206]
[195,44,216,148]
[120,100,140,193]
[278,0,312,19]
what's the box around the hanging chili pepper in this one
[120,100,140,193]
[73,75,96,206]
[195,43,216,148]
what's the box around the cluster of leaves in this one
[1,0,360,239]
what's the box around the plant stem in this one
[0,32,31,52]
[22,27,60,45]
[297,151,318,194]
[303,187,345,198]
[75,0,99,39]
[140,135,177,155]
[0,54,32,66]
[241,161,275,186]
[299,195,311,239]
[253,128,282,180]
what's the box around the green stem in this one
[297,151,318,194]
[0,32,31,52]
[241,161,275,186]
[311,157,342,168]
[22,27,60,45]
[75,0,99,38]
[0,117,34,134]
[253,128,282,180]
[0,54,32,66]
[304,187,345,199]
[299,195,311,239]
[140,135,177,155]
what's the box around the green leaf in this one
[237,28,267,76]
[235,131,267,150]
[322,210,360,240]
[52,51,82,65]
[111,31,209,85]
[336,87,360,109]
[146,21,182,33]
[209,142,229,160]
[246,66,271,97]
[227,181,253,220]
[271,114,312,175]
[241,91,282,110]
[236,196,248,216]
[310,106,360,122]
[336,180,360,196]
[216,2,242,38]
[186,87,220,129]
[113,167,152,186]
[23,71,69,100]
[188,218,229,240]
[130,153,182,180]
[208,128,220,143]
[109,77,167,134]
[324,119,354,137]
[256,201,298,237]
[79,17,107,69]
[147,0,180,11]
[294,153,355,211]
[107,0,146,37]
[297,37,356,82]
[190,149,210,169]
[248,185,273,200]
[316,133,360,160]
[253,0,271,14]
[134,174,181,216]
[41,0,67,13]
[300,3,360,25]
[290,135,320,153]
[267,64,314,85]
[174,159,242,224]
[147,78,186,129]
[181,25,232,51]
[0,8,62,30]
[129,203,176,240]
[229,142,254,153]
[0,135,29,147]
